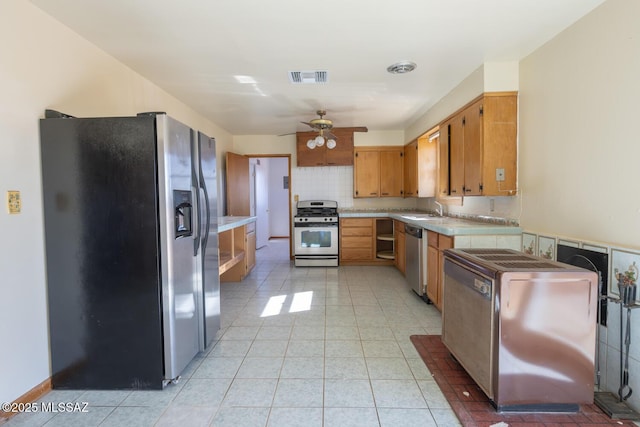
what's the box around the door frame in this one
[246,154,293,259]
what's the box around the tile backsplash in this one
[292,166,354,206]
[291,166,417,209]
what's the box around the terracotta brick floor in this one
[410,335,636,427]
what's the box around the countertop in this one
[338,210,521,236]
[217,216,256,232]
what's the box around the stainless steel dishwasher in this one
[404,224,424,296]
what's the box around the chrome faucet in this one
[434,201,444,217]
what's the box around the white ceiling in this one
[31,0,605,136]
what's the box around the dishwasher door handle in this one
[404,224,422,237]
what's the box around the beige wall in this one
[0,0,231,404]
[519,0,640,249]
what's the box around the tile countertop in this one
[338,210,521,236]
[217,216,256,232]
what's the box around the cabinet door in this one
[417,134,437,198]
[396,229,406,275]
[379,149,403,197]
[354,150,380,197]
[448,115,465,196]
[325,130,354,166]
[438,122,451,197]
[481,94,518,195]
[246,230,256,273]
[404,140,418,197]
[462,99,483,196]
[426,244,439,306]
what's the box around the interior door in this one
[225,152,250,215]
[255,159,270,248]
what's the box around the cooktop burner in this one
[446,248,589,274]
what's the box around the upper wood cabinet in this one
[353,146,404,198]
[438,92,518,197]
[404,131,437,198]
[296,128,357,167]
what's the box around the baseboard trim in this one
[0,378,52,420]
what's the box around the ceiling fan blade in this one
[325,131,338,140]
[300,121,316,128]
[278,132,297,136]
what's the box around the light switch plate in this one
[7,190,21,214]
[496,168,505,182]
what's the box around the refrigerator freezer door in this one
[156,116,200,381]
[41,115,165,389]
[197,132,221,348]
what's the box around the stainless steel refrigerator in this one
[40,111,219,389]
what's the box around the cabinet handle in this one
[381,192,389,195]
[370,192,377,195]
[465,188,472,193]
[451,189,457,193]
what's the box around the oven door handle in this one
[294,223,338,228]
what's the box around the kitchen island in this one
[218,216,257,282]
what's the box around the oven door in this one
[294,224,338,256]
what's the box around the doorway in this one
[248,155,292,257]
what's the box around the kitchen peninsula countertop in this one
[217,216,256,232]
[338,209,521,236]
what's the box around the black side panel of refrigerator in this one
[40,116,165,389]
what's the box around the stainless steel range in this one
[294,200,339,267]
[442,248,598,412]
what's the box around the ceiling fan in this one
[298,110,337,149]
[283,110,367,150]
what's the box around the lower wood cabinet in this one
[220,223,256,282]
[339,217,395,266]
[426,231,453,311]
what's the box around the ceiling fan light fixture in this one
[314,135,325,147]
[326,139,336,150]
[387,61,417,74]
[307,139,316,149]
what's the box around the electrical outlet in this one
[7,190,21,214]
[496,168,505,182]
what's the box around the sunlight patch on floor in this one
[260,291,313,317]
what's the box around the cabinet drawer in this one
[438,234,454,250]
[340,218,373,228]
[341,248,373,260]
[341,236,373,248]
[341,227,373,237]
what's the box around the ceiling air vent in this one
[288,71,328,84]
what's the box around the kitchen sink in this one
[400,214,441,221]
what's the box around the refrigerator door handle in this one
[200,168,211,253]
[192,185,201,255]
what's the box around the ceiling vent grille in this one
[288,71,328,84]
